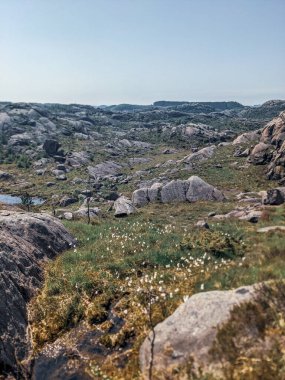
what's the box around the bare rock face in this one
[140,285,257,379]
[247,142,273,165]
[248,112,285,180]
[0,211,74,378]
[232,130,261,145]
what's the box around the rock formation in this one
[248,111,285,180]
[132,176,225,207]
[0,211,74,378]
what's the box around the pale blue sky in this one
[0,0,284,105]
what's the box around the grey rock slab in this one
[140,285,257,378]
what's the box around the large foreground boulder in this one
[140,285,256,378]
[0,211,74,378]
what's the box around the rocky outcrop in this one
[181,145,216,164]
[248,112,285,180]
[214,206,263,223]
[247,142,273,165]
[232,130,261,145]
[66,151,91,167]
[132,176,224,207]
[140,285,257,379]
[0,211,74,378]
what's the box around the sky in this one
[0,0,284,106]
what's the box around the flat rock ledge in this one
[0,211,74,378]
[139,284,258,379]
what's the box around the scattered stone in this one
[56,174,67,181]
[104,192,120,201]
[182,145,216,163]
[262,188,285,205]
[80,190,93,197]
[63,212,73,220]
[234,147,250,157]
[73,207,101,220]
[257,226,285,233]
[43,139,60,156]
[66,151,91,167]
[114,196,136,217]
[0,171,13,181]
[35,169,46,176]
[196,220,210,229]
[59,196,77,207]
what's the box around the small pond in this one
[0,194,45,205]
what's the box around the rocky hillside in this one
[1,100,285,379]
[248,111,285,181]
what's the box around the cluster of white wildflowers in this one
[98,221,174,257]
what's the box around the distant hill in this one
[239,99,285,120]
[153,101,244,111]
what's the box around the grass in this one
[29,200,285,379]
[15,141,284,379]
[209,280,285,380]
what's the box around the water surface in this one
[0,194,44,205]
